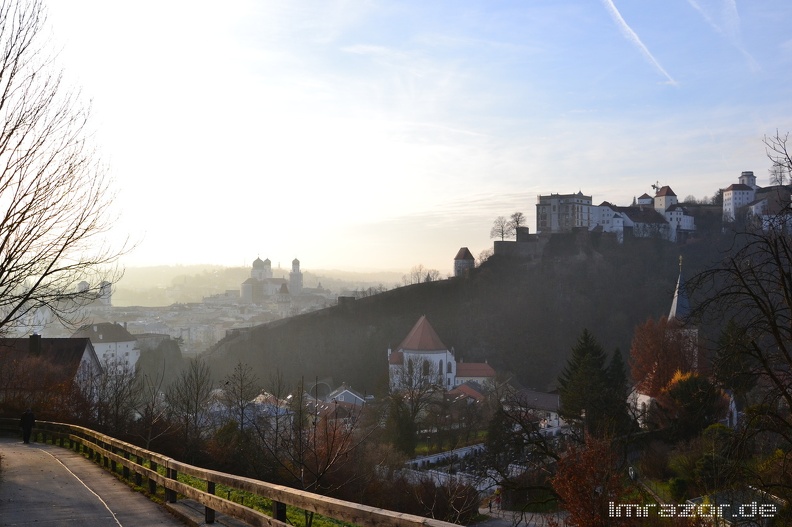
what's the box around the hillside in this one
[204,231,727,394]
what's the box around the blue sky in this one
[46,1,792,274]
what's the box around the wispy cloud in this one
[686,0,759,71]
[601,0,678,86]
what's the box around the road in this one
[0,437,186,526]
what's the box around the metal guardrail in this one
[0,418,457,527]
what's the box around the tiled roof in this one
[73,322,136,343]
[622,208,668,224]
[515,389,560,412]
[655,186,676,197]
[456,362,496,378]
[448,382,485,401]
[454,247,475,260]
[397,316,447,352]
[724,183,754,192]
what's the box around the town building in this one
[0,334,103,401]
[72,322,140,371]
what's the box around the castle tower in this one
[738,170,757,190]
[453,247,475,277]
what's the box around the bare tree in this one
[765,130,792,186]
[477,248,493,267]
[509,211,526,231]
[251,376,374,527]
[220,361,260,433]
[0,0,126,336]
[94,359,140,436]
[490,216,515,241]
[134,367,172,449]
[166,358,214,462]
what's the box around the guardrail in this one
[0,418,457,527]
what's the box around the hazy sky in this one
[45,1,792,274]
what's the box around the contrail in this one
[601,0,678,86]
[686,0,759,71]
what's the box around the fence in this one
[0,418,457,527]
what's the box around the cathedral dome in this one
[253,257,266,269]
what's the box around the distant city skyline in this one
[45,1,792,274]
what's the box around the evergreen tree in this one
[559,331,633,437]
[558,330,608,434]
[604,349,632,434]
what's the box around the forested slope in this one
[204,231,726,394]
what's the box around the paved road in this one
[0,437,186,526]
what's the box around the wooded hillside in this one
[204,231,727,394]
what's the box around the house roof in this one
[397,315,448,352]
[454,247,475,261]
[456,362,496,378]
[724,183,754,192]
[638,193,652,200]
[655,186,676,197]
[622,208,668,224]
[448,382,486,402]
[516,389,560,412]
[73,322,136,343]
[0,337,99,383]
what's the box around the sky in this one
[44,1,792,275]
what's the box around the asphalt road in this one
[0,437,186,526]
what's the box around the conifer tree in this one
[558,330,608,434]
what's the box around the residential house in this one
[0,334,103,407]
[72,322,140,371]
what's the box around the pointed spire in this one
[669,256,691,323]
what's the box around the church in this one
[387,315,495,392]
[240,257,303,304]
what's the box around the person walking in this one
[20,408,35,444]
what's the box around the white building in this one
[388,316,495,392]
[536,191,594,233]
[723,171,758,222]
[72,322,140,371]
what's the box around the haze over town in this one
[46,1,792,273]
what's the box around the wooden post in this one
[135,456,143,486]
[148,460,158,494]
[166,467,178,503]
[273,501,287,521]
[123,452,130,479]
[205,481,216,523]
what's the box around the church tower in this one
[668,256,699,370]
[289,258,303,296]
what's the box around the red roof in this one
[655,186,676,197]
[456,362,496,378]
[448,383,485,402]
[454,247,475,260]
[397,316,447,352]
